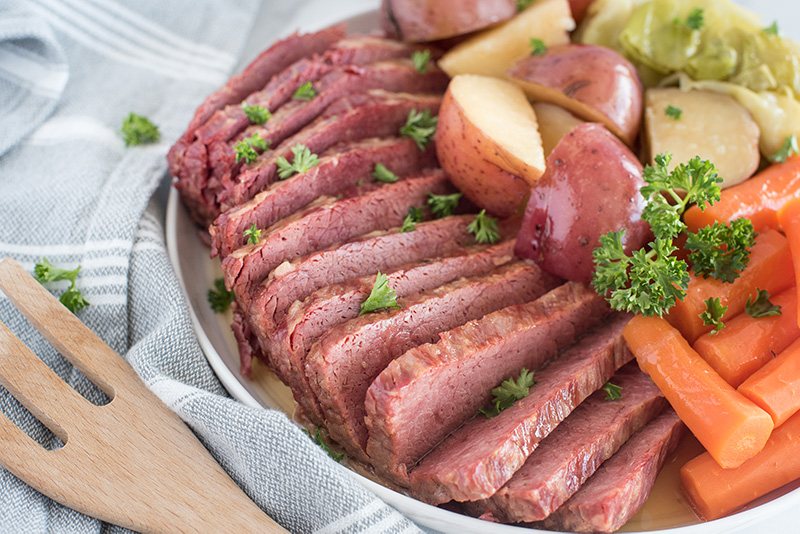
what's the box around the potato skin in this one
[515,123,651,282]
[382,0,517,43]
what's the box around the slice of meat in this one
[365,282,611,497]
[540,408,686,533]
[481,363,667,523]
[377,314,632,492]
[219,90,442,212]
[307,260,562,462]
[222,169,454,304]
[272,241,517,426]
[210,134,438,258]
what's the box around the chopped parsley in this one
[529,38,547,56]
[684,8,705,30]
[241,102,271,125]
[34,258,89,314]
[700,297,728,335]
[234,133,269,164]
[516,0,535,11]
[763,21,780,36]
[276,144,320,179]
[207,278,235,313]
[400,206,424,233]
[243,223,261,245]
[427,192,462,218]
[121,113,160,146]
[372,163,400,183]
[400,109,437,151]
[479,368,535,418]
[746,289,782,318]
[303,427,344,462]
[665,105,683,120]
[468,210,500,244]
[770,134,799,163]
[412,49,431,73]
[602,381,623,401]
[292,81,317,101]
[359,271,401,316]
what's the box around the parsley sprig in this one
[241,102,271,125]
[428,192,462,218]
[700,297,728,334]
[400,206,424,233]
[359,272,401,316]
[602,381,623,401]
[400,109,437,150]
[683,8,705,30]
[746,289,782,318]
[208,278,235,313]
[121,113,159,146]
[665,105,682,120]
[303,427,344,461]
[468,210,500,244]
[244,223,261,245]
[479,368,535,418]
[372,163,400,183]
[293,81,317,101]
[412,49,431,73]
[234,133,269,164]
[529,38,547,56]
[276,144,320,179]
[686,218,755,283]
[34,258,89,314]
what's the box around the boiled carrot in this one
[681,409,800,520]
[693,287,799,387]
[623,315,773,469]
[777,196,800,329]
[738,337,800,427]
[684,154,800,233]
[666,228,794,343]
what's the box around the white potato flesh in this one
[532,102,585,156]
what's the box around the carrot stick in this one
[623,315,773,469]
[777,196,800,329]
[684,154,800,233]
[693,287,800,387]
[680,409,800,520]
[738,337,800,427]
[666,228,794,343]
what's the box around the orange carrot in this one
[738,337,800,427]
[623,315,773,469]
[681,409,800,520]
[684,154,800,233]
[777,196,800,329]
[693,287,799,387]
[666,228,794,343]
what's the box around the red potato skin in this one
[382,0,517,43]
[514,123,651,282]
[569,0,597,24]
[508,43,643,147]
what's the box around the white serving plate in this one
[166,2,800,532]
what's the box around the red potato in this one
[380,0,517,43]
[436,74,546,218]
[508,43,643,147]
[514,123,651,282]
[569,0,598,24]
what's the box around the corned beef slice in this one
[364,282,611,493]
[210,133,439,258]
[270,240,518,426]
[541,408,686,533]
[222,169,453,302]
[381,314,632,494]
[480,363,666,522]
[306,261,562,462]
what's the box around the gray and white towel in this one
[0,0,427,532]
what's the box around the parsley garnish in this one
[244,223,261,245]
[207,278,235,313]
[293,81,317,101]
[764,21,779,36]
[427,192,462,218]
[241,102,271,125]
[479,368,535,418]
[685,218,756,283]
[276,144,320,179]
[303,427,344,462]
[468,210,500,244]
[746,289,782,318]
[412,49,431,73]
[234,133,269,164]
[770,134,799,163]
[516,0,535,11]
[400,109,437,151]
[121,113,159,146]
[602,381,623,401]
[529,38,547,56]
[372,163,400,183]
[34,258,89,314]
[700,297,728,335]
[400,206,424,233]
[665,105,682,120]
[359,271,401,316]
[684,8,704,30]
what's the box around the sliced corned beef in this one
[306,260,562,462]
[481,363,666,523]
[371,313,631,490]
[210,134,438,258]
[540,408,685,533]
[364,281,611,498]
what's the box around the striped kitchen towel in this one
[0,0,426,532]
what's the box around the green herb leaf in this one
[685,7,704,30]
[121,113,160,146]
[686,218,756,283]
[207,278,235,313]
[234,133,269,164]
[372,163,400,183]
[303,427,344,461]
[516,0,535,11]
[400,109,437,151]
[244,223,261,245]
[746,289,782,318]
[665,104,682,120]
[529,38,547,56]
[412,49,431,73]
[400,206,424,233]
[34,258,90,314]
[763,21,780,36]
[292,81,317,101]
[479,368,535,418]
[427,192,462,218]
[241,102,271,125]
[468,210,500,244]
[770,134,799,163]
[276,144,320,179]
[602,381,623,401]
[700,297,728,335]
[359,271,401,316]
